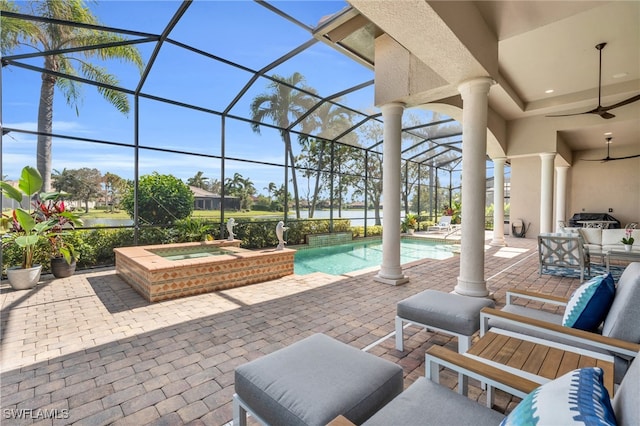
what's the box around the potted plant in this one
[1,166,55,289]
[621,228,635,252]
[37,192,83,278]
[402,214,418,235]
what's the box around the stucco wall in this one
[509,147,640,239]
[569,147,640,226]
[509,156,542,238]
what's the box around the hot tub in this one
[114,240,295,302]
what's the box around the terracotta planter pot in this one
[7,265,42,290]
[50,257,77,278]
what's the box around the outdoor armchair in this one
[329,345,539,426]
[331,344,640,426]
[481,262,640,383]
[537,233,590,281]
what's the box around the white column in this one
[491,157,507,246]
[540,153,556,234]
[455,77,493,297]
[555,165,569,232]
[375,102,409,286]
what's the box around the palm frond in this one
[80,62,129,114]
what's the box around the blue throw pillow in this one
[562,273,615,331]
[500,367,616,426]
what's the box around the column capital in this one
[539,152,556,160]
[458,77,494,97]
[492,156,507,164]
[555,164,570,170]
[380,102,405,115]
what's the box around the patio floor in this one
[1,235,588,425]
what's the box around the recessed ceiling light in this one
[545,89,554,94]
[613,72,628,79]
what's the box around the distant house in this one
[189,186,240,210]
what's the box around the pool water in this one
[294,239,456,275]
[149,246,232,261]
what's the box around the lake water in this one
[81,210,385,228]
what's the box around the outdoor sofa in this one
[563,227,640,254]
[330,343,640,426]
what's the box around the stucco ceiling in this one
[321,1,639,153]
[477,0,639,152]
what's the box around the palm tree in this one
[299,100,354,218]
[224,172,255,210]
[264,182,277,200]
[250,72,317,218]
[187,171,209,189]
[1,0,144,191]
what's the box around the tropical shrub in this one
[121,173,194,225]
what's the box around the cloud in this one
[3,120,90,133]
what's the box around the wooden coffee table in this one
[464,328,614,398]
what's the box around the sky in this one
[1,0,472,197]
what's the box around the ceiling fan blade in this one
[600,94,640,112]
[546,109,616,119]
[547,43,638,120]
[609,153,640,161]
[582,154,640,162]
[598,111,616,119]
[546,111,588,118]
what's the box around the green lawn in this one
[76,209,283,221]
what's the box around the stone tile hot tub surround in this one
[114,240,295,302]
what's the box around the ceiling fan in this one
[583,137,640,162]
[548,42,640,120]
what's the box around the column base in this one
[374,273,410,286]
[451,289,495,300]
[454,278,489,297]
[490,238,506,247]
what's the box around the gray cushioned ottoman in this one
[396,290,495,352]
[363,377,505,426]
[234,333,403,426]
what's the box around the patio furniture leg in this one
[395,316,404,351]
[233,394,247,426]
[458,336,471,353]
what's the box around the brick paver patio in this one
[1,236,588,425]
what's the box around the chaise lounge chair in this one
[427,215,453,232]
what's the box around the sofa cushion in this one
[500,367,616,426]
[579,228,602,245]
[602,262,640,343]
[562,273,615,331]
[602,229,640,246]
[612,352,640,426]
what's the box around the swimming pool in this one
[294,238,456,275]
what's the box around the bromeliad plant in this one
[38,192,83,264]
[621,228,635,246]
[1,166,55,269]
